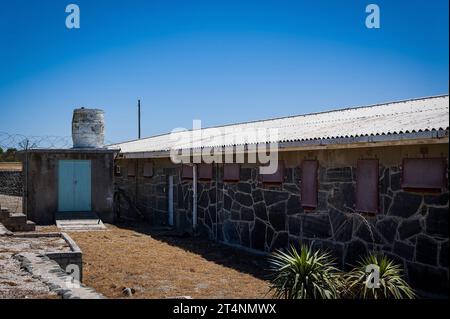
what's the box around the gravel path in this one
[0,236,69,299]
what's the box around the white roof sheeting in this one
[109,95,449,154]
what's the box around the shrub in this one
[343,253,415,299]
[267,245,342,299]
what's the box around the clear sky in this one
[0,0,448,143]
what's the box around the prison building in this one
[110,94,449,296]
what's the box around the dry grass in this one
[0,162,22,171]
[40,223,271,299]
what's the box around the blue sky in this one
[0,0,448,143]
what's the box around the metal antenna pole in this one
[138,99,141,139]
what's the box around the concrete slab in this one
[55,212,107,232]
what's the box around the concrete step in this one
[1,211,36,232]
[10,220,36,232]
[0,208,10,221]
[56,219,106,232]
[3,213,27,226]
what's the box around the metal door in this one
[58,160,91,212]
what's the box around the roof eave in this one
[116,130,449,159]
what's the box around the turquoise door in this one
[58,160,91,212]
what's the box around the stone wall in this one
[0,170,22,196]
[114,144,449,296]
[115,158,179,225]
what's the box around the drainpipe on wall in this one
[215,163,218,240]
[192,164,198,232]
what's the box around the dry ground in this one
[39,223,272,299]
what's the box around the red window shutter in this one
[198,163,213,180]
[181,164,193,180]
[143,162,153,177]
[301,160,318,209]
[223,164,240,182]
[356,159,379,214]
[402,158,447,191]
[127,162,136,177]
[261,161,284,184]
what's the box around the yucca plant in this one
[343,253,415,299]
[267,245,342,299]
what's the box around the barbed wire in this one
[0,132,73,150]
[0,132,118,151]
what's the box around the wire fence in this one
[0,132,73,214]
[0,132,72,151]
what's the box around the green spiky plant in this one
[267,245,342,299]
[343,253,415,299]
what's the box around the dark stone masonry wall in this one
[115,145,449,296]
[115,159,178,226]
[175,164,449,296]
[0,170,23,196]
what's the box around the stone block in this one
[393,241,414,260]
[425,207,449,238]
[252,189,263,203]
[416,235,438,265]
[389,192,422,218]
[407,262,448,295]
[240,207,254,221]
[286,195,302,215]
[424,193,448,206]
[235,192,253,207]
[376,217,398,242]
[287,216,301,236]
[254,202,268,221]
[302,214,331,239]
[398,218,422,240]
[251,219,266,250]
[268,202,286,231]
[237,182,252,194]
[263,190,289,206]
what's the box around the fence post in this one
[24,138,29,218]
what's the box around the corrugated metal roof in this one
[109,94,449,154]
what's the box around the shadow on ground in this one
[115,220,271,282]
